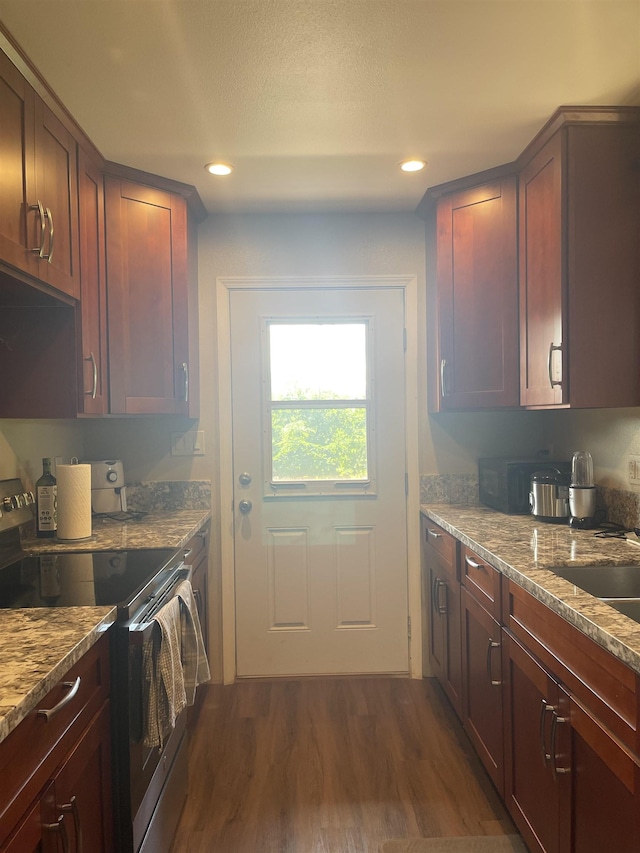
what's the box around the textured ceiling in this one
[0,1,639,215]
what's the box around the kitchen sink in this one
[549,564,640,599]
[601,599,640,623]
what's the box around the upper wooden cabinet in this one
[77,145,108,415]
[434,176,519,410]
[0,50,80,300]
[105,176,199,416]
[519,112,640,408]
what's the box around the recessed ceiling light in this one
[399,159,427,173]
[205,162,234,176]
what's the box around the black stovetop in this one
[0,548,177,609]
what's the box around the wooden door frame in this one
[216,275,420,683]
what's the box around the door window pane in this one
[270,324,367,401]
[272,407,367,481]
[268,322,370,485]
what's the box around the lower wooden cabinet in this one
[422,517,462,716]
[421,514,640,853]
[503,630,568,853]
[0,634,113,852]
[461,585,504,795]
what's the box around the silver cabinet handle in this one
[440,358,448,398]
[550,711,570,778]
[43,206,54,263]
[43,815,70,853]
[428,528,442,540]
[238,499,252,514]
[548,342,563,388]
[539,699,554,764]
[84,352,98,399]
[60,795,82,852]
[182,362,189,403]
[464,554,485,572]
[37,676,81,721]
[29,200,47,258]
[432,578,447,615]
[486,639,502,686]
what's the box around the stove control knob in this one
[2,497,13,512]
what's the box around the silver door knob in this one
[238,499,252,514]
[238,472,252,486]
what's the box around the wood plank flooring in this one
[170,677,517,853]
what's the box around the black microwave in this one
[478,458,571,514]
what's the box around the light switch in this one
[170,430,205,456]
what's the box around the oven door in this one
[112,566,191,853]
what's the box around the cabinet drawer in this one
[423,519,456,568]
[183,523,209,567]
[461,545,501,618]
[0,633,110,847]
[504,579,639,752]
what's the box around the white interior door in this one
[230,286,408,676]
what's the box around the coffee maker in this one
[89,460,127,514]
[569,451,596,529]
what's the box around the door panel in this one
[231,287,408,676]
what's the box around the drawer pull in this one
[539,700,554,764]
[550,711,570,779]
[486,639,501,686]
[60,795,82,851]
[37,676,81,721]
[428,529,442,539]
[43,815,70,852]
[465,554,486,572]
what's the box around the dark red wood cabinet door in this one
[503,632,568,853]
[461,586,504,794]
[33,96,80,299]
[0,50,37,280]
[105,177,189,414]
[52,702,113,853]
[436,176,519,410]
[77,146,108,415]
[519,131,565,408]
[568,689,640,853]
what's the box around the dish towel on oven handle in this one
[143,579,211,749]
[175,578,211,703]
[143,595,186,749]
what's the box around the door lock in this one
[238,499,252,514]
[238,472,252,486]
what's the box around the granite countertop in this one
[420,503,640,677]
[0,509,211,746]
[21,509,211,553]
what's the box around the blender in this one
[569,451,596,529]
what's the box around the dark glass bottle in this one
[36,457,57,538]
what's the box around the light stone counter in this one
[21,509,211,553]
[0,607,115,743]
[421,503,640,677]
[0,509,211,744]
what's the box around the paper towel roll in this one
[56,464,92,541]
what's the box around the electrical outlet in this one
[170,430,205,456]
[628,456,640,485]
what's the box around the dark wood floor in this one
[171,677,516,853]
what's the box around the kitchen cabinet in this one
[519,110,640,408]
[77,145,108,415]
[184,523,210,729]
[434,176,519,410]
[0,49,80,301]
[105,176,199,416]
[503,577,640,853]
[422,518,462,716]
[460,546,504,795]
[0,634,112,852]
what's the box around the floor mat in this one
[380,836,528,853]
